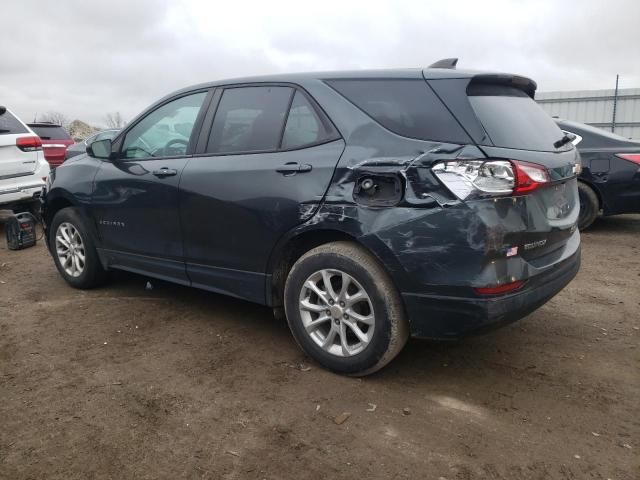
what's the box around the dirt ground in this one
[0,214,638,480]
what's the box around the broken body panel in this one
[280,74,581,338]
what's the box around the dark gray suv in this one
[43,62,581,375]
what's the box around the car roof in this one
[164,67,533,100]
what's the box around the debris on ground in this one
[402,407,411,416]
[366,403,377,412]
[225,450,240,457]
[333,412,351,425]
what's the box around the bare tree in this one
[104,112,126,129]
[39,111,69,128]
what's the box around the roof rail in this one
[428,58,458,69]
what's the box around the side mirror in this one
[0,106,6,115]
[87,138,113,159]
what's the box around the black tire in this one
[284,241,409,376]
[49,207,107,289]
[578,182,599,230]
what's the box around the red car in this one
[27,122,74,167]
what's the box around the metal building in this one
[536,88,640,140]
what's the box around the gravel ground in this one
[0,214,638,480]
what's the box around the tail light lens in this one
[16,136,43,152]
[474,280,525,296]
[432,159,550,200]
[512,161,550,194]
[616,153,640,166]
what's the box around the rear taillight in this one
[616,153,640,166]
[512,160,550,195]
[432,159,550,200]
[16,136,42,152]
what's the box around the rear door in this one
[180,85,344,303]
[0,109,38,178]
[91,90,209,283]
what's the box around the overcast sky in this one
[2,0,638,127]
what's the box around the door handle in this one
[152,168,178,177]
[276,162,312,175]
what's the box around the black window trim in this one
[323,77,472,145]
[194,81,342,158]
[112,88,214,162]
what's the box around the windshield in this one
[468,84,570,152]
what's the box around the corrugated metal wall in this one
[536,88,640,140]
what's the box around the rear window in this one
[29,125,72,140]
[327,79,470,144]
[0,110,28,135]
[468,84,568,152]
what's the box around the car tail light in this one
[474,280,525,295]
[616,153,640,166]
[16,136,43,152]
[512,161,550,194]
[432,159,550,200]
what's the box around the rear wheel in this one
[50,207,107,289]
[284,241,409,375]
[577,182,599,230]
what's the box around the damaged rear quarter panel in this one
[286,78,578,300]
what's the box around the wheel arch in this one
[267,226,406,308]
[578,178,603,210]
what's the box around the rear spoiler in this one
[469,74,537,98]
[427,58,537,98]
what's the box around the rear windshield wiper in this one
[554,134,573,149]
[0,129,11,133]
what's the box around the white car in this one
[0,106,50,212]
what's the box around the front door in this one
[179,86,344,303]
[91,91,209,283]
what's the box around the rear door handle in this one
[276,162,312,175]
[152,168,178,177]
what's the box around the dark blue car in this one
[555,119,640,229]
[43,64,581,374]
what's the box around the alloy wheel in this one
[298,269,375,357]
[55,222,86,278]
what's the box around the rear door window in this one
[468,84,568,152]
[29,125,72,140]
[281,91,335,149]
[0,111,28,135]
[326,79,470,143]
[207,86,293,154]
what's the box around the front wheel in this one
[284,241,409,375]
[50,207,107,289]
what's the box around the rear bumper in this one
[0,182,46,207]
[402,247,581,339]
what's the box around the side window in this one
[281,91,333,149]
[207,86,293,154]
[0,111,28,135]
[121,92,207,159]
[327,79,469,143]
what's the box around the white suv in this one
[0,106,50,212]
